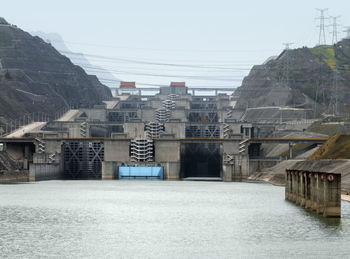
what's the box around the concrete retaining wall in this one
[249,160,280,174]
[102,161,118,179]
[29,163,63,181]
[0,170,29,183]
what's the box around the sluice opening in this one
[118,166,163,180]
[180,143,222,179]
[62,141,104,179]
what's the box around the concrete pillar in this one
[223,164,233,182]
[29,164,35,182]
[297,172,302,205]
[317,173,325,214]
[323,174,341,217]
[293,171,297,202]
[311,173,317,211]
[284,170,290,200]
[323,176,328,216]
[289,171,292,200]
[300,172,305,206]
[289,143,293,159]
[305,173,311,209]
[102,161,118,179]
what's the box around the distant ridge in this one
[0,19,112,123]
[31,31,121,88]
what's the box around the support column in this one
[300,172,305,206]
[285,170,290,200]
[305,173,311,209]
[323,176,328,216]
[323,174,341,217]
[296,172,300,204]
[317,173,325,214]
[288,171,292,200]
[289,143,293,159]
[293,171,297,202]
[311,173,317,211]
[286,170,291,200]
[291,172,295,201]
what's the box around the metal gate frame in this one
[62,141,104,179]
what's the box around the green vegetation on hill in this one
[311,46,336,71]
[309,134,350,160]
[236,39,350,113]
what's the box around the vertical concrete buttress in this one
[285,169,340,218]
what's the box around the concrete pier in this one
[285,169,341,217]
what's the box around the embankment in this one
[248,159,350,200]
[0,170,29,183]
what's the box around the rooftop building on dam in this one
[0,82,325,182]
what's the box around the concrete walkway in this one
[5,122,47,138]
[56,109,79,122]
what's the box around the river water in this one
[0,181,350,258]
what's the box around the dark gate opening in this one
[62,141,104,179]
[180,143,222,178]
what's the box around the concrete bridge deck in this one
[249,137,328,144]
[5,122,47,138]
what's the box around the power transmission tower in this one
[329,16,341,44]
[344,26,350,39]
[316,8,329,45]
[282,43,294,88]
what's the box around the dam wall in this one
[29,163,63,181]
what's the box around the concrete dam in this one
[0,83,327,182]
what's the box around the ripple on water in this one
[0,181,350,258]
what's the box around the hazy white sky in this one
[2,0,350,88]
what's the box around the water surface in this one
[0,181,349,258]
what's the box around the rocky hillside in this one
[0,18,112,125]
[235,39,350,115]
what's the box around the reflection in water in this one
[0,181,349,258]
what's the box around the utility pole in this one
[316,8,329,45]
[329,16,341,44]
[343,26,350,39]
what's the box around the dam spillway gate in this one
[180,143,222,179]
[62,141,104,179]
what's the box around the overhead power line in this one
[38,38,278,54]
